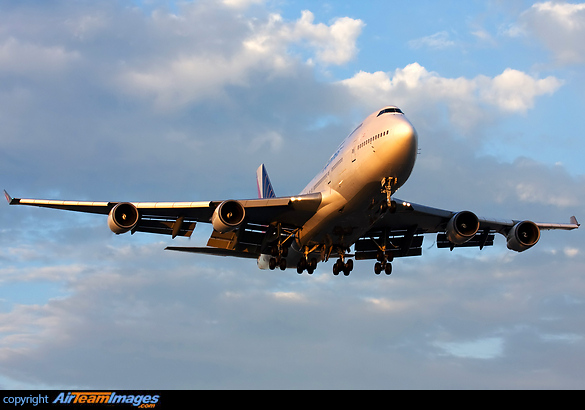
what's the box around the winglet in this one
[570,216,580,227]
[256,164,276,199]
[3,190,17,205]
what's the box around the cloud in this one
[408,31,455,50]
[290,11,364,65]
[434,337,504,359]
[0,37,80,77]
[340,63,563,133]
[117,8,363,109]
[518,1,585,65]
[222,0,265,9]
[479,68,562,112]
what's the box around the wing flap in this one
[437,230,495,250]
[165,246,260,259]
[355,228,425,260]
[134,216,196,238]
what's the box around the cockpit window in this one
[377,107,403,116]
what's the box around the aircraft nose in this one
[386,117,418,187]
[394,118,418,153]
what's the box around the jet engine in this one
[507,221,540,252]
[108,202,140,234]
[211,200,246,233]
[257,254,271,270]
[446,211,480,244]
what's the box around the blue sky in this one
[1,0,584,389]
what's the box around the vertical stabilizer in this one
[256,164,276,199]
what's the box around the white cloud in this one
[532,1,585,29]
[118,8,363,109]
[365,297,413,312]
[340,63,563,133]
[479,68,562,112]
[222,0,265,9]
[271,291,306,302]
[408,31,455,50]
[434,337,504,360]
[518,1,585,64]
[290,11,364,65]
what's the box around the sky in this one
[1,0,584,389]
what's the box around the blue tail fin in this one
[256,164,276,199]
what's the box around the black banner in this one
[1,391,186,409]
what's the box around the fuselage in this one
[291,106,418,259]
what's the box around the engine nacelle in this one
[257,254,271,270]
[211,200,246,233]
[446,211,480,245]
[507,221,540,252]
[108,202,140,234]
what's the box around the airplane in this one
[5,106,580,276]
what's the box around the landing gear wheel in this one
[279,258,287,271]
[345,259,354,271]
[374,262,382,275]
[297,257,307,272]
[384,262,392,275]
[309,258,318,271]
[269,257,277,270]
[332,263,340,276]
[333,259,345,276]
[343,259,354,276]
[297,256,317,275]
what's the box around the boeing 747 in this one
[5,106,579,276]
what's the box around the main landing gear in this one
[267,224,297,271]
[374,250,393,275]
[294,244,319,274]
[332,258,353,276]
[268,245,288,271]
[330,246,354,276]
[295,245,355,276]
[297,256,318,274]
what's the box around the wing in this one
[4,189,322,256]
[354,198,579,261]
